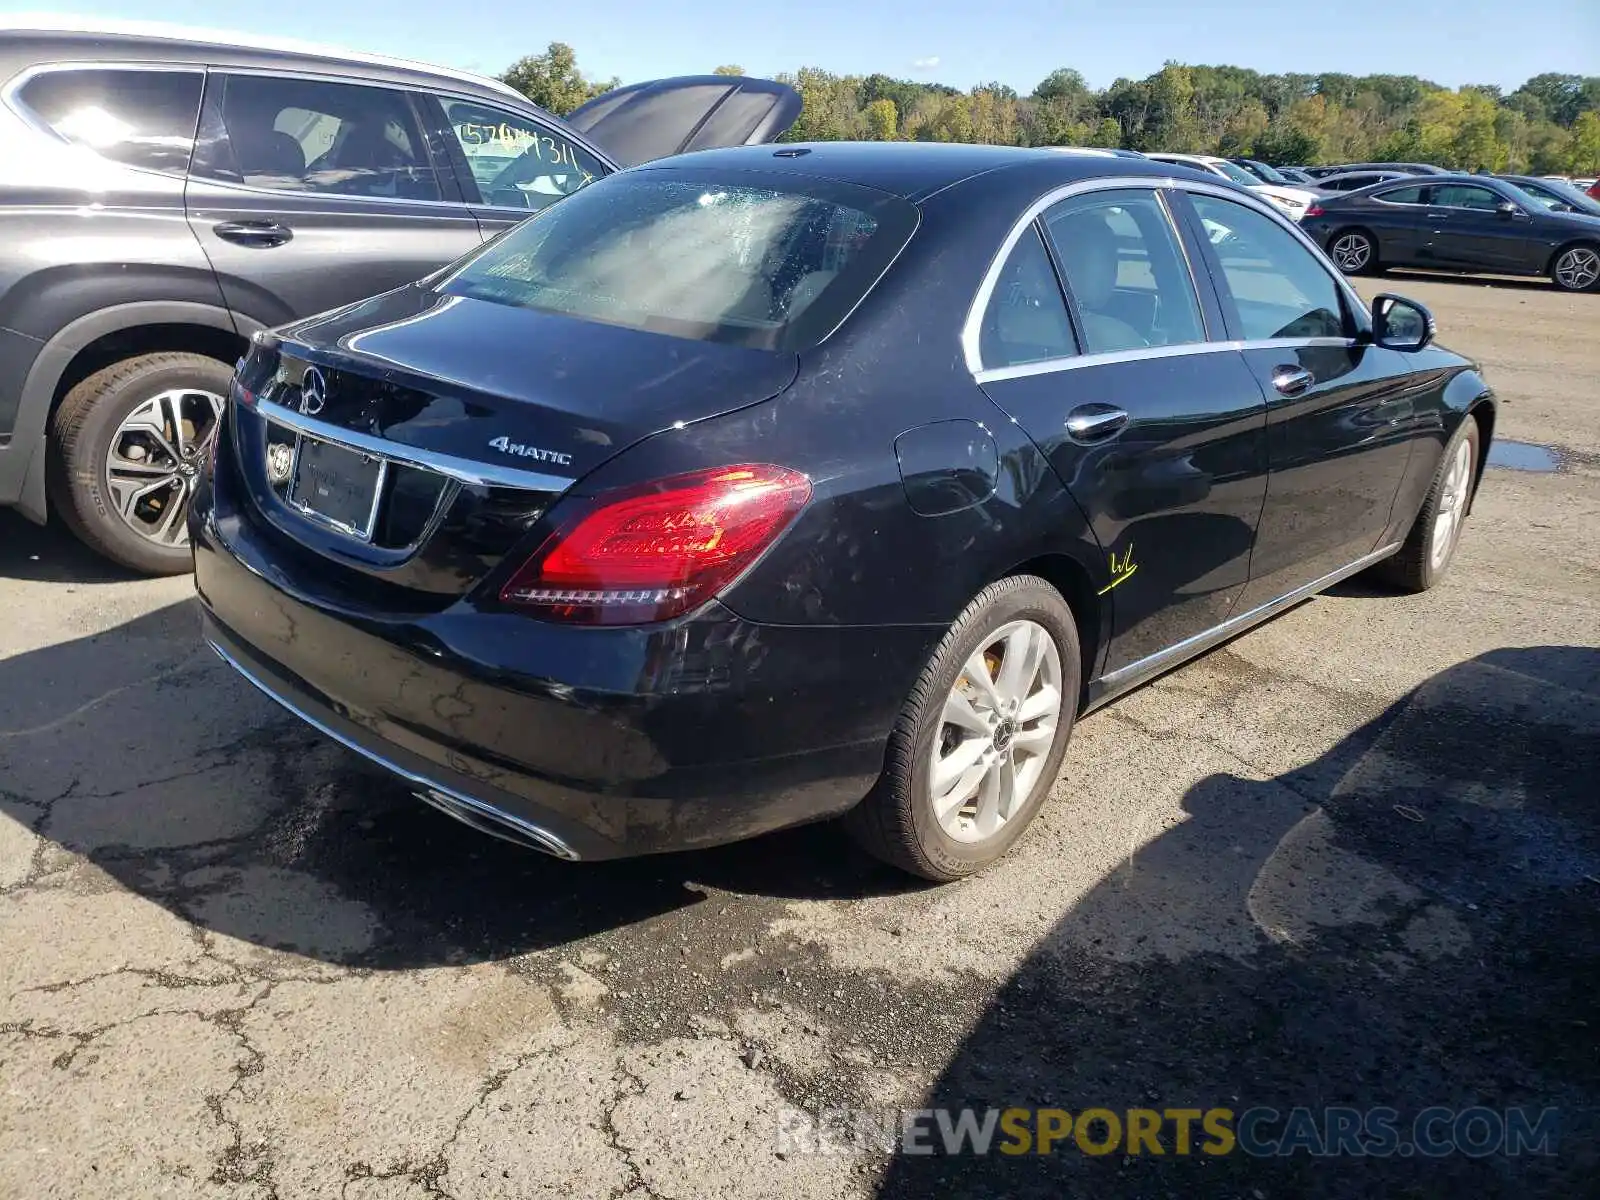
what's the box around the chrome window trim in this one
[964,175,1368,378]
[1,60,207,172]
[240,389,576,492]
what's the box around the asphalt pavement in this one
[1,272,1596,1198]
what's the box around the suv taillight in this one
[500,464,812,624]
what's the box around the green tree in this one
[713,64,745,76]
[501,42,616,114]
[1088,116,1123,148]
[1570,111,1600,174]
[864,97,898,140]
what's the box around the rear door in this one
[185,70,483,329]
[974,184,1268,674]
[1175,190,1415,609]
[1360,183,1431,265]
[1425,182,1541,272]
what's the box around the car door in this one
[1175,190,1416,610]
[1424,182,1541,272]
[184,70,484,329]
[974,185,1268,674]
[1361,183,1432,265]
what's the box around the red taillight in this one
[500,464,813,624]
[1304,203,1326,218]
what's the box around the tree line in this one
[500,43,1600,175]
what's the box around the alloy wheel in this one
[1429,439,1473,570]
[103,388,225,547]
[1554,247,1600,291]
[1330,233,1372,273]
[930,619,1064,844]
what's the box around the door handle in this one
[213,220,293,248]
[1271,366,1315,398]
[1065,404,1129,443]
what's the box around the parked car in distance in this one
[1144,152,1321,219]
[1228,157,1302,186]
[1586,179,1600,199]
[0,19,800,574]
[1497,175,1600,217]
[1302,174,1600,291]
[1304,162,1448,178]
[194,143,1495,880]
[1314,170,1413,192]
[1274,166,1317,185]
[1045,146,1148,158]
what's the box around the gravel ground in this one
[1,272,1596,1199]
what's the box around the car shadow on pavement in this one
[0,510,141,584]
[1380,269,1563,295]
[874,645,1600,1198]
[0,598,923,970]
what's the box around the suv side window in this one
[193,73,442,201]
[435,97,607,211]
[1042,189,1205,354]
[16,67,203,174]
[978,226,1078,369]
[1188,194,1348,341]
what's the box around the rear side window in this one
[1043,189,1205,355]
[437,97,607,211]
[193,74,441,201]
[17,68,203,174]
[440,171,917,352]
[979,226,1078,369]
[1375,185,1427,205]
[1189,194,1347,341]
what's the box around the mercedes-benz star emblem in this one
[298,367,327,416]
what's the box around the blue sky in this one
[12,0,1599,93]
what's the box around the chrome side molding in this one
[1090,541,1404,705]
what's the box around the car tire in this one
[845,575,1081,881]
[1549,242,1600,292]
[1371,414,1481,593]
[49,352,233,576]
[1328,228,1379,275]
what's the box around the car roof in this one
[636,141,1184,202]
[0,14,524,100]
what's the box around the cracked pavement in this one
[2,276,1597,1198]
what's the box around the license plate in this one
[288,436,386,539]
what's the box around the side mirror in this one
[1496,201,1522,219]
[1371,294,1434,352]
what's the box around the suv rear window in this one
[439,169,918,351]
[17,67,203,174]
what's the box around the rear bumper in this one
[193,503,938,860]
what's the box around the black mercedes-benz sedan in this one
[192,143,1497,880]
[1301,174,1600,291]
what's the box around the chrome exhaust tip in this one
[412,787,579,860]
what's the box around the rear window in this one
[439,170,918,351]
[17,67,203,174]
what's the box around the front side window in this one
[1375,185,1427,205]
[1189,194,1347,341]
[17,68,202,173]
[441,171,916,352]
[1043,190,1205,355]
[978,227,1077,369]
[438,98,607,211]
[195,74,441,201]
[1430,184,1503,212]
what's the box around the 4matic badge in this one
[488,436,572,466]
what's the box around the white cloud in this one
[911,56,941,72]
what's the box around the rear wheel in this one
[49,352,231,575]
[1550,244,1600,292]
[1371,415,1480,593]
[846,575,1080,881]
[1328,229,1378,275]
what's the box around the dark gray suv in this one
[0,21,798,573]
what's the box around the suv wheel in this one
[49,352,232,575]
